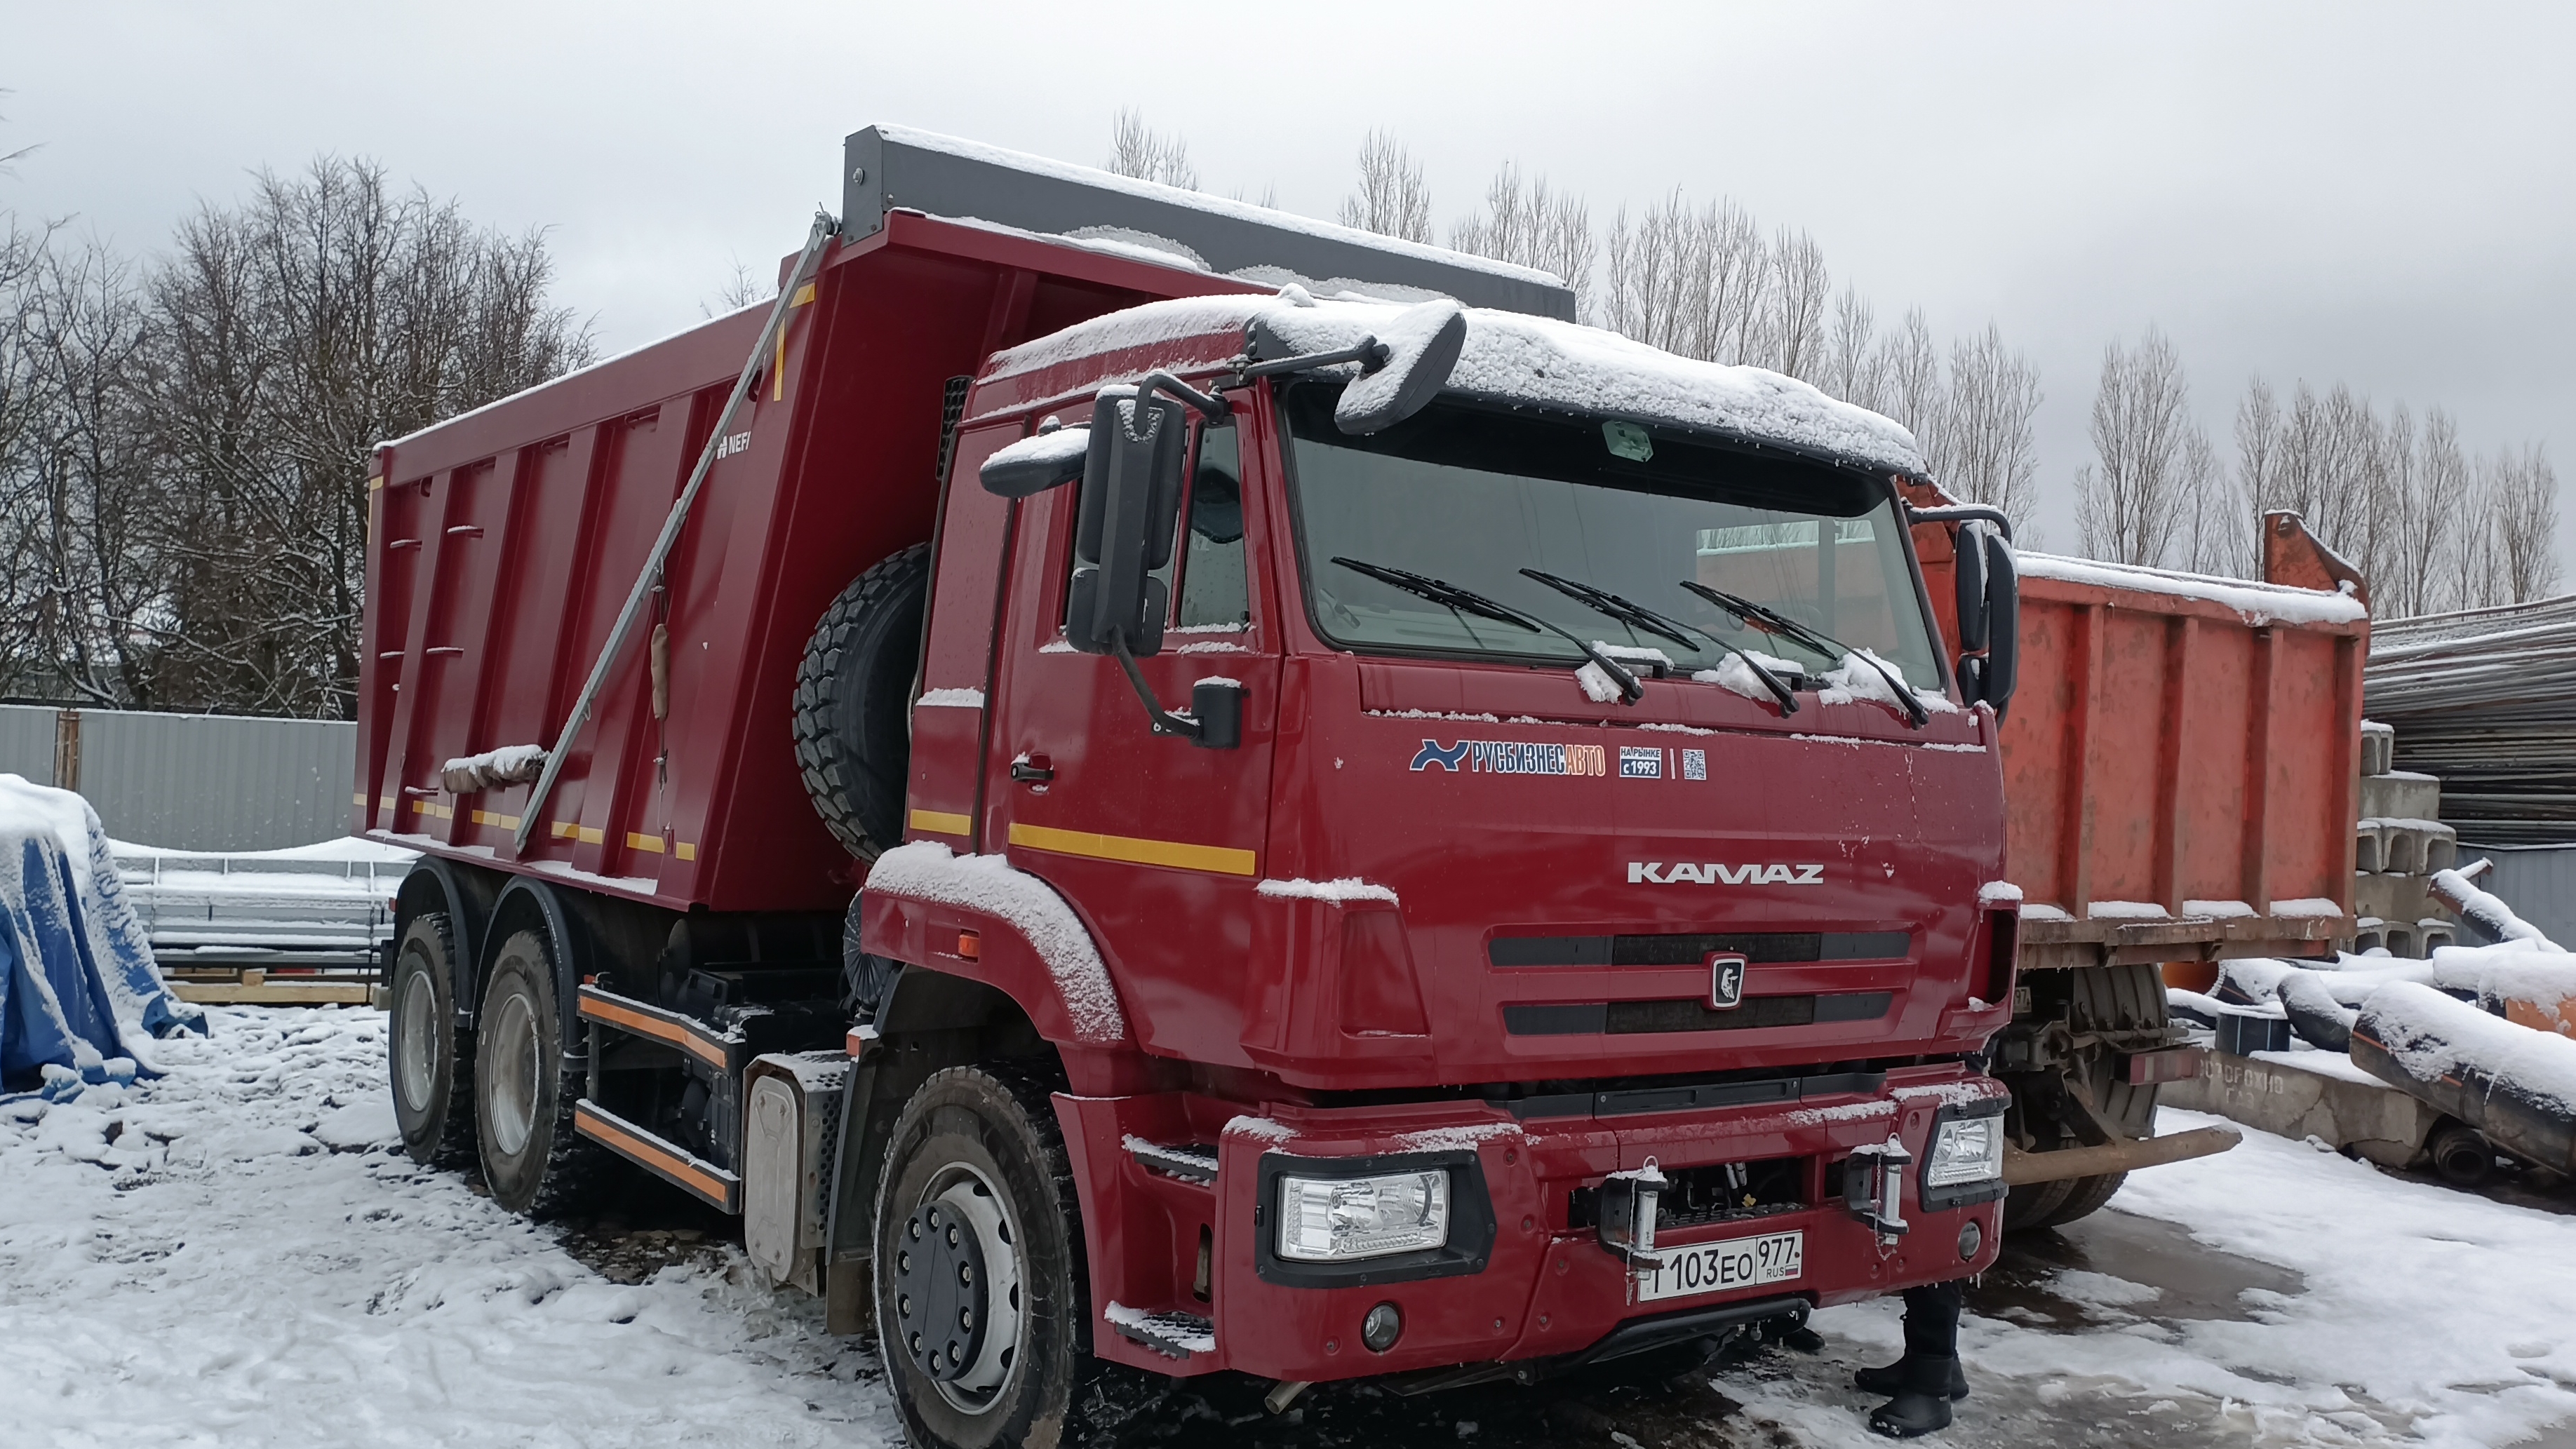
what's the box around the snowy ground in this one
[4,1008,2573,1449]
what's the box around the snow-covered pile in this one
[2359,980,2576,1117]
[0,774,201,1098]
[986,291,1927,476]
[0,1006,891,1447]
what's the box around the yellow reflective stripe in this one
[626,831,665,854]
[551,821,605,844]
[675,841,697,861]
[471,809,521,830]
[910,809,972,837]
[409,800,452,820]
[791,283,816,306]
[1007,822,1255,877]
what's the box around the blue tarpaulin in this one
[0,776,202,1098]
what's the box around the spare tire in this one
[794,544,930,859]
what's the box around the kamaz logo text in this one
[1630,862,1826,886]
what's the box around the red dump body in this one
[358,214,1261,907]
[1911,513,2364,969]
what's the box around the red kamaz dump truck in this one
[366,126,2065,1443]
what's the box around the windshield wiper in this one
[1679,580,1928,728]
[1331,557,1644,703]
[1518,568,1797,715]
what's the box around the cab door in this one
[984,405,1279,1063]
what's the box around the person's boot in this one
[1867,1354,1961,1438]
[1853,1354,1969,1399]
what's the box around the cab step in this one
[573,1098,742,1213]
[1104,1302,1216,1360]
[1123,1137,1219,1185]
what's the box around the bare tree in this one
[702,257,765,318]
[1450,163,1595,311]
[2232,377,2281,572]
[2074,328,2200,567]
[1939,324,2044,534]
[1336,130,1432,245]
[1874,309,1945,460]
[1762,229,1830,381]
[128,156,591,716]
[1104,108,1198,190]
[2492,444,2563,603]
[1820,287,1884,412]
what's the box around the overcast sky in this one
[6,1,2570,573]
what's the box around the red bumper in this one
[1055,1065,2007,1383]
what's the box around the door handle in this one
[1010,754,1054,784]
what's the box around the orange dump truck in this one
[1912,503,2368,1227]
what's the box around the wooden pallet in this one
[166,967,376,1006]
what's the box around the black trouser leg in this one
[1900,1279,1964,1360]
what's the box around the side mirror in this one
[1980,527,2018,720]
[1954,523,2018,720]
[980,422,1089,497]
[1952,521,1990,654]
[1334,299,1467,435]
[1065,387,1186,658]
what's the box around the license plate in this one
[1633,1229,1804,1302]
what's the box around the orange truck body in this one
[1911,504,2366,976]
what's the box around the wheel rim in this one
[894,1161,1026,1415]
[395,966,438,1112]
[485,988,540,1157]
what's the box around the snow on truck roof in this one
[986,291,1931,477]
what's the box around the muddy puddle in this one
[1973,1206,2306,1330]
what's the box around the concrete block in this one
[2161,1046,2437,1168]
[2361,720,2395,777]
[2361,771,2441,823]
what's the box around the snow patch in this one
[1256,877,1400,906]
[439,743,545,794]
[989,293,1926,475]
[1574,661,1626,703]
[1978,881,2024,906]
[2088,901,2170,919]
[2269,898,2344,919]
[2016,551,2370,626]
[863,842,1127,1042]
[913,688,985,709]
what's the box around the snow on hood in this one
[986,293,1928,476]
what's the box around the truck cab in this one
[854,291,2019,1431]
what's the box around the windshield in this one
[1279,384,1944,689]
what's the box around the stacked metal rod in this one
[2366,594,2576,845]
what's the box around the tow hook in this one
[1597,1157,1669,1266]
[1844,1135,1913,1244]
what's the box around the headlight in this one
[1276,1169,1451,1262]
[1924,1114,2005,1188]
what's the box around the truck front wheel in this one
[876,1064,1089,1449]
[474,926,605,1217]
[389,912,474,1168]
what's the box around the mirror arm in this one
[1904,503,2015,544]
[1135,370,1229,422]
[1229,337,1390,382]
[1108,632,1206,741]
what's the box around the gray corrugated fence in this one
[2467,844,2576,950]
[0,703,354,851]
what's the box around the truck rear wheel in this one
[389,912,474,1168]
[794,544,930,860]
[876,1063,1089,1449]
[2004,961,2168,1231]
[474,926,606,1218]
